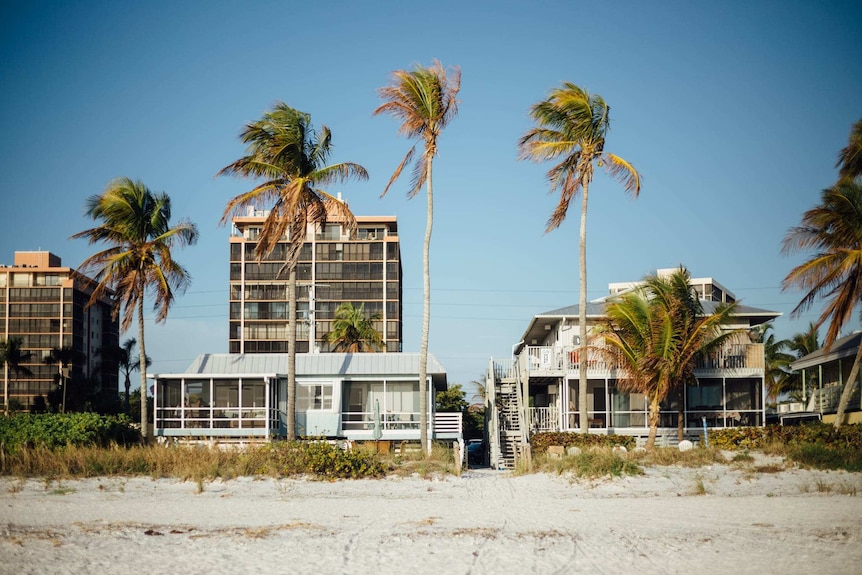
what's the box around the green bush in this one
[530,431,636,453]
[0,413,139,451]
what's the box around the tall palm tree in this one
[601,269,736,449]
[1,337,33,415]
[375,60,460,454]
[100,338,150,412]
[519,83,641,432]
[325,303,383,352]
[782,180,862,426]
[836,118,862,183]
[71,177,198,440]
[218,102,367,440]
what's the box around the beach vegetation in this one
[71,178,199,442]
[782,118,862,427]
[375,60,461,455]
[599,268,737,448]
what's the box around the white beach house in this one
[485,271,781,468]
[151,352,462,445]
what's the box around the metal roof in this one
[155,352,448,389]
[790,331,862,371]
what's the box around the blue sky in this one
[1,0,860,394]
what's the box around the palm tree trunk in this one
[124,373,131,414]
[287,266,297,440]
[677,385,685,442]
[646,394,660,449]
[833,342,862,427]
[137,294,148,443]
[3,363,8,416]
[419,155,433,456]
[578,179,589,433]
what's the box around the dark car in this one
[466,439,484,465]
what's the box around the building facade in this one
[485,271,781,468]
[0,251,119,411]
[229,208,402,354]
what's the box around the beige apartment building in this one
[0,251,119,411]
[229,208,402,355]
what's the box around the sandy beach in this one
[2,454,861,575]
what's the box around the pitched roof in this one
[790,331,862,370]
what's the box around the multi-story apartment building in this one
[0,251,119,410]
[229,208,402,354]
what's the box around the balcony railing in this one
[528,407,558,432]
[521,343,764,374]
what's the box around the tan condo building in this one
[229,208,402,354]
[0,251,119,411]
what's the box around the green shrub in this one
[0,413,139,451]
[530,431,636,454]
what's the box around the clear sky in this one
[2,0,860,394]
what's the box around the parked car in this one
[466,439,484,465]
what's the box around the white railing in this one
[528,407,558,432]
[434,412,463,435]
[492,358,516,379]
[521,343,765,374]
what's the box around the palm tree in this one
[43,346,84,413]
[519,83,641,433]
[1,337,33,415]
[375,60,460,454]
[601,269,736,449]
[782,323,821,402]
[100,338,151,412]
[218,102,367,440]
[71,177,198,440]
[750,323,794,404]
[782,180,862,426]
[325,303,383,352]
[837,118,862,183]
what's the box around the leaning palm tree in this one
[218,102,367,440]
[782,179,862,426]
[71,177,198,440]
[601,269,736,448]
[325,303,383,352]
[519,83,641,432]
[643,268,738,441]
[100,338,150,412]
[1,337,33,415]
[375,60,460,454]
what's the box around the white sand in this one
[1,454,861,575]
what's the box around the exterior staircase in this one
[486,358,527,470]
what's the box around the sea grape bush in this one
[0,413,139,450]
[530,431,636,453]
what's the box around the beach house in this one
[150,352,463,447]
[485,271,781,468]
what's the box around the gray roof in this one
[156,352,448,389]
[540,300,779,319]
[790,331,862,371]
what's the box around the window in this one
[296,383,333,410]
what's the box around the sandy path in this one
[1,464,861,574]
